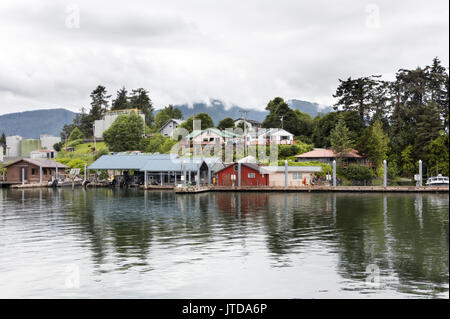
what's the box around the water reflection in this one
[0,188,448,298]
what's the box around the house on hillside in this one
[186,128,242,146]
[30,149,56,160]
[158,119,183,138]
[4,158,68,184]
[245,128,294,146]
[294,148,370,167]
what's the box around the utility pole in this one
[93,123,97,151]
[239,110,249,157]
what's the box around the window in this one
[248,173,256,179]
[234,165,239,171]
[293,172,302,180]
[231,174,236,180]
[209,137,214,142]
[32,168,36,175]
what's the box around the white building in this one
[5,135,22,157]
[0,146,4,162]
[40,135,61,150]
[245,128,294,146]
[30,149,57,160]
[94,109,146,139]
[158,119,183,138]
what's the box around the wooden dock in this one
[210,186,449,193]
[140,185,175,190]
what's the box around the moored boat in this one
[425,174,449,186]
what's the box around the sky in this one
[0,0,448,115]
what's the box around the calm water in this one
[0,188,448,299]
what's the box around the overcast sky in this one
[0,0,448,115]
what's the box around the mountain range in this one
[0,108,77,139]
[173,99,332,124]
[0,100,332,138]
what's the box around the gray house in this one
[158,119,183,138]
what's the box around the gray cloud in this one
[0,0,448,115]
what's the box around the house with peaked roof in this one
[245,128,294,146]
[158,119,183,138]
[294,148,370,167]
[4,158,69,184]
[186,128,242,146]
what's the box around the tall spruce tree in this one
[130,88,154,127]
[330,117,354,158]
[111,87,129,110]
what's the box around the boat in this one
[425,174,449,187]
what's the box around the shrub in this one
[342,164,374,181]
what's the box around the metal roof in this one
[88,154,175,170]
[140,157,219,172]
[89,154,224,172]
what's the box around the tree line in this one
[59,57,448,178]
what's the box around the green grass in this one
[56,142,109,169]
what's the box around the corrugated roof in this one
[88,154,175,170]
[89,154,224,172]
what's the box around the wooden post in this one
[144,170,148,188]
[383,160,387,188]
[333,160,336,187]
[238,163,242,187]
[39,166,42,184]
[419,160,423,187]
[284,160,288,187]
[197,164,200,186]
[208,165,211,186]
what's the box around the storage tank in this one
[21,139,42,157]
[40,135,61,150]
[6,135,22,157]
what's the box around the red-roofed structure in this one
[295,149,370,167]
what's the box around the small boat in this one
[425,174,449,187]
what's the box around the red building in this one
[216,163,268,187]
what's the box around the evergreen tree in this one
[111,87,129,110]
[262,97,299,135]
[0,132,6,150]
[90,85,110,120]
[330,117,354,158]
[357,120,390,168]
[68,127,84,141]
[129,88,154,127]
[333,76,382,122]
